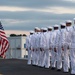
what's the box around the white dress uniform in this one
[26,35,31,64]
[57,23,66,70]
[51,25,59,68]
[33,32,37,65]
[44,31,50,68]
[60,24,70,72]
[40,29,47,67]
[38,29,45,67]
[70,25,75,74]
[35,32,40,65]
[33,27,40,65]
[47,26,53,57]
[30,32,36,65]
[39,31,43,67]
[49,30,53,61]
[26,31,34,65]
[63,21,72,72]
[46,26,53,68]
[55,29,62,70]
[36,32,41,66]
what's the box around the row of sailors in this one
[26,19,75,75]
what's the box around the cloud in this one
[0,9,75,31]
[0,0,75,31]
[0,6,31,12]
[0,5,75,15]
[46,6,75,14]
[0,0,75,9]
[0,0,63,8]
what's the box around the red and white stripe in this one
[0,29,9,58]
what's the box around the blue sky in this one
[0,0,75,31]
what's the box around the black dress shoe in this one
[39,66,43,68]
[32,65,36,66]
[57,69,61,71]
[51,67,55,70]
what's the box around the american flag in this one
[0,22,9,59]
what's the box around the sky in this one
[0,0,75,31]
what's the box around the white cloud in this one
[0,6,75,14]
[0,6,31,11]
[2,19,61,25]
[46,6,75,14]
[1,19,31,25]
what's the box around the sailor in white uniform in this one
[34,27,40,66]
[57,23,66,71]
[51,25,59,69]
[38,28,44,67]
[40,28,47,67]
[53,25,62,71]
[43,27,52,68]
[26,31,34,65]
[32,27,40,65]
[30,29,36,65]
[63,20,72,72]
[47,26,53,67]
[70,18,75,74]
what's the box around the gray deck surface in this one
[0,59,70,75]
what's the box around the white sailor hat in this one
[41,27,44,30]
[34,27,40,30]
[47,26,53,29]
[30,31,34,34]
[43,28,47,31]
[66,20,72,23]
[54,24,59,27]
[60,23,66,26]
